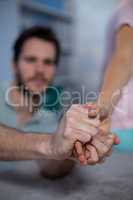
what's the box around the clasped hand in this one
[70,103,120,165]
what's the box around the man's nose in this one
[36,62,44,72]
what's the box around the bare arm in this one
[98,25,133,115]
[0,123,52,161]
[0,105,97,162]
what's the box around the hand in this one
[84,102,110,133]
[86,133,119,165]
[73,133,120,165]
[50,104,100,160]
[72,102,120,165]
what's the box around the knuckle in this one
[78,136,88,143]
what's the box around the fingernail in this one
[114,137,120,145]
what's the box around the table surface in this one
[0,152,133,200]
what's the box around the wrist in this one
[98,90,116,115]
[36,134,54,160]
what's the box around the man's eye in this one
[44,59,55,66]
[24,57,36,63]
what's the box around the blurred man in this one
[0,26,117,179]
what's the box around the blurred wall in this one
[0,0,19,82]
[0,0,120,90]
[0,0,75,84]
[72,0,120,93]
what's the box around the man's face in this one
[13,38,57,94]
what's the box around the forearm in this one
[0,123,53,161]
[98,26,133,115]
[98,54,132,115]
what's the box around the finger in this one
[74,142,88,165]
[70,104,89,116]
[97,134,114,146]
[91,138,111,158]
[104,133,120,145]
[70,128,92,145]
[69,104,99,124]
[70,123,99,138]
[91,134,115,159]
[86,145,99,165]
[91,139,109,154]
[87,118,100,127]
[71,149,85,164]
[74,141,84,155]
[72,144,86,164]
[79,145,91,165]
[69,110,100,134]
[90,135,115,164]
[79,151,88,166]
[97,145,113,164]
[70,110,100,128]
[79,154,87,164]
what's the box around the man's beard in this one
[15,70,48,113]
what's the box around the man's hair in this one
[13,26,61,65]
